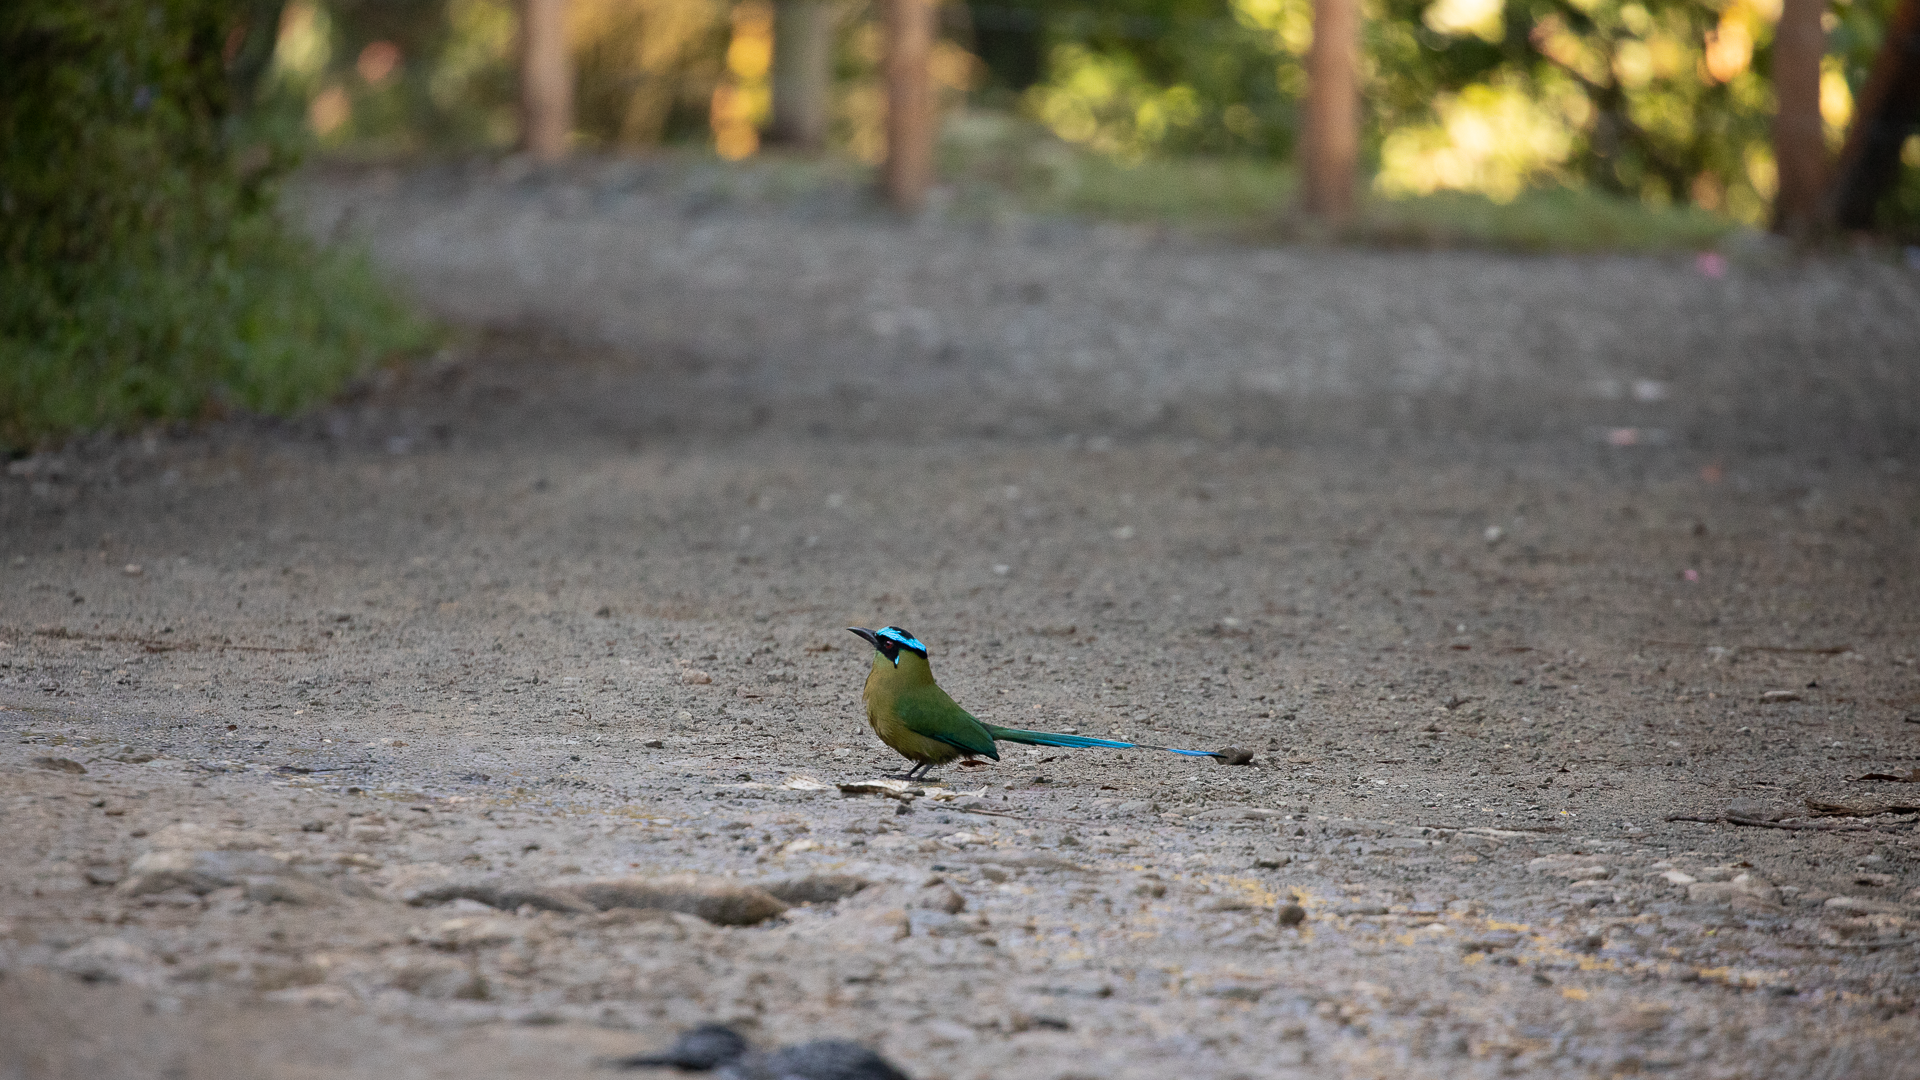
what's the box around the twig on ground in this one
[1727,815,1871,831]
[1665,813,1907,832]
[1806,797,1920,816]
[1420,823,1566,834]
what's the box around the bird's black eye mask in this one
[848,625,928,666]
[874,626,927,665]
[879,622,921,657]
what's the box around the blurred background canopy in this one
[260,0,1918,225]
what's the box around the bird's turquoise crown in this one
[877,626,927,656]
[850,625,928,665]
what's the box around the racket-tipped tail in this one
[985,726,1221,758]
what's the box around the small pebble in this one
[1726,797,1784,821]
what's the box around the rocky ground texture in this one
[3,159,1919,1080]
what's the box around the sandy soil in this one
[3,159,1918,1080]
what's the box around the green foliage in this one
[997,0,1309,159]
[1369,0,1902,219]
[288,0,525,153]
[0,0,429,450]
[290,0,726,154]
[1002,0,1908,223]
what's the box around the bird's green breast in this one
[862,652,999,762]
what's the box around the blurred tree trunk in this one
[520,0,572,162]
[768,0,835,150]
[884,0,935,210]
[1771,0,1827,236]
[1302,0,1359,220]
[1826,0,1920,229]
[965,0,1042,92]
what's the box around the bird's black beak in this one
[847,627,881,651]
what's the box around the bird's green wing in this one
[893,684,999,760]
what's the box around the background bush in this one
[0,0,429,452]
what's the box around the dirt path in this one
[3,159,1918,1080]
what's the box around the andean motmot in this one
[847,625,1219,779]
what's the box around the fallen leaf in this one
[921,786,988,801]
[838,779,915,801]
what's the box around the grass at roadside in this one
[1,225,432,453]
[1334,186,1741,253]
[938,112,1744,253]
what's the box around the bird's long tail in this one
[985,726,1220,757]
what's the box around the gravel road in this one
[2,157,1917,1080]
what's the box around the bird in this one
[846,625,1219,780]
